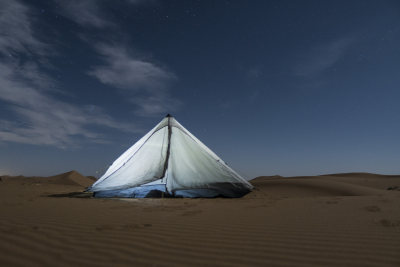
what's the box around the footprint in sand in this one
[121,224,139,230]
[181,210,202,216]
[380,219,400,227]
[326,200,338,204]
[95,225,115,231]
[365,206,381,212]
[120,223,152,231]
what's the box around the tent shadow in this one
[47,192,93,198]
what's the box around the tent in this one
[87,114,253,198]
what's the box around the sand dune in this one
[249,176,386,198]
[319,173,400,191]
[0,170,95,187]
[0,171,400,266]
[47,170,96,187]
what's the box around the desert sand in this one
[1,171,400,266]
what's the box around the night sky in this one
[1,0,399,178]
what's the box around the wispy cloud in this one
[0,167,14,176]
[89,43,179,116]
[246,67,262,79]
[56,0,180,117]
[0,62,135,147]
[294,38,354,77]
[89,44,175,92]
[0,1,136,148]
[55,0,113,28]
[132,95,181,117]
[0,1,47,55]
[55,0,157,29]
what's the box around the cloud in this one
[56,0,180,117]
[89,43,179,116]
[246,67,262,79]
[55,0,155,28]
[0,1,47,55]
[126,0,157,4]
[0,0,137,148]
[55,0,113,28]
[294,38,354,77]
[131,95,181,117]
[89,44,175,91]
[0,60,136,148]
[0,167,14,176]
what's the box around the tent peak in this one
[165,113,172,118]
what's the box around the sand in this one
[1,171,400,266]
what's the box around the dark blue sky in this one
[0,0,399,178]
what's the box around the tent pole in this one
[160,114,172,197]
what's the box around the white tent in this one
[88,114,253,198]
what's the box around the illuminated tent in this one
[87,114,253,198]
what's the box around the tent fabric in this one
[88,115,253,198]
